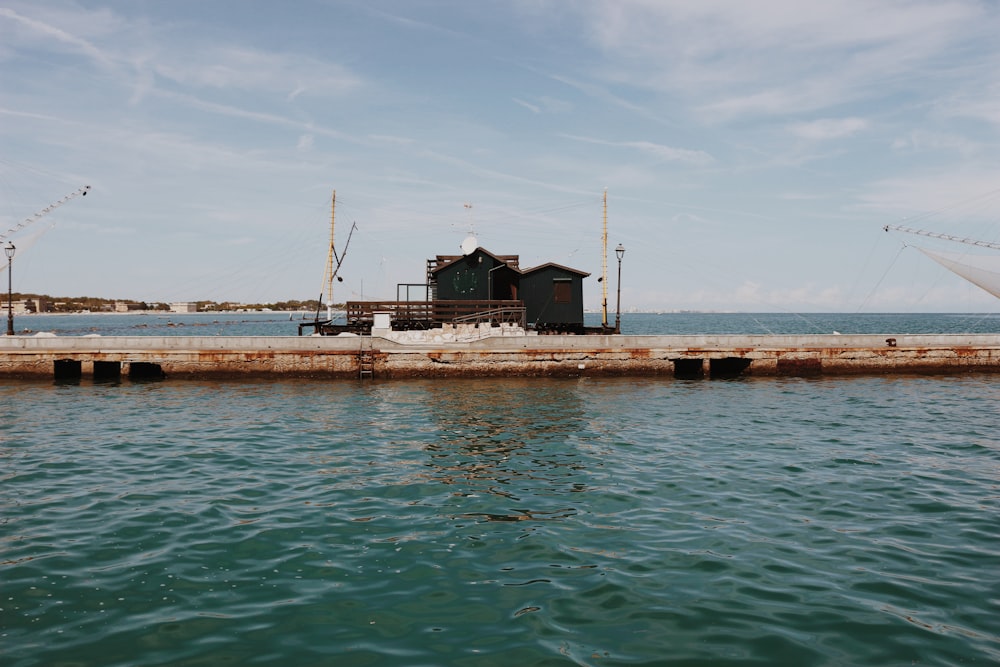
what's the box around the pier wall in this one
[3,333,1000,380]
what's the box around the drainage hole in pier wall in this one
[129,362,165,381]
[710,357,752,379]
[53,359,82,381]
[673,358,704,379]
[93,361,122,382]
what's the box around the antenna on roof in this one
[461,202,477,255]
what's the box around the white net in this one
[918,246,1000,300]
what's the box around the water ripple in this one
[2,376,999,666]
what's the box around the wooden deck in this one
[299,300,527,335]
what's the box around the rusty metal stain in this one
[776,357,823,376]
[5,339,1000,379]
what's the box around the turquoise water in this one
[3,372,999,666]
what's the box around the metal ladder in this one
[358,337,375,379]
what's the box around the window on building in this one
[553,278,572,304]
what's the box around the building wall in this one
[11,300,32,315]
[115,302,145,312]
[520,266,585,326]
[434,252,496,301]
[433,249,586,328]
[4,298,47,314]
[488,266,519,300]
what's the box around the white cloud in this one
[940,83,1000,127]
[0,6,114,67]
[513,97,541,113]
[859,171,1000,220]
[369,135,415,146]
[539,96,573,114]
[153,46,360,98]
[562,134,713,165]
[297,134,315,152]
[890,130,981,156]
[625,141,713,165]
[3,0,999,310]
[555,0,991,123]
[789,118,869,141]
[513,96,573,115]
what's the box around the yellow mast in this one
[323,190,336,319]
[601,189,608,328]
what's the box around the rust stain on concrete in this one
[4,335,1000,380]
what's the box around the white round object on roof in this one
[460,234,477,255]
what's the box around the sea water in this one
[2,314,999,666]
[11,310,1000,337]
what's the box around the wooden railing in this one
[345,300,525,329]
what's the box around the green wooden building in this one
[431,247,589,332]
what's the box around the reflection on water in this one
[422,379,591,506]
[2,376,999,667]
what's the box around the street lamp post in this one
[5,242,15,336]
[615,244,625,334]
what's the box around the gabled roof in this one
[429,247,590,278]
[430,247,520,275]
[520,262,591,278]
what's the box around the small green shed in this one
[519,263,590,330]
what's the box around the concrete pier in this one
[3,333,1000,380]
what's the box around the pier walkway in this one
[3,333,1000,380]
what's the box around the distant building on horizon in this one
[170,302,198,313]
[115,301,146,313]
[12,298,46,315]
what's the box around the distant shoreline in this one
[18,309,324,317]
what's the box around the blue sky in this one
[2,0,1000,312]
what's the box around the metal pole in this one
[601,189,608,328]
[5,243,14,336]
[614,244,624,334]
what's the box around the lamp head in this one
[615,244,625,261]
[4,242,14,260]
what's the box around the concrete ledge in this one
[3,333,1000,379]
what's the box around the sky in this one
[2,0,1000,313]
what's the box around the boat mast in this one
[601,189,608,329]
[325,190,336,320]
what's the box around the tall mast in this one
[324,190,336,320]
[601,189,608,328]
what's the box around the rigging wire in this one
[847,230,889,311]
[851,185,1000,323]
[889,186,1000,230]
[748,315,776,335]
[856,243,908,313]
[883,225,1000,251]
[874,187,1000,317]
[0,185,90,242]
[0,221,57,272]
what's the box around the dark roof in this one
[520,262,591,277]
[430,247,589,278]
[430,247,520,275]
